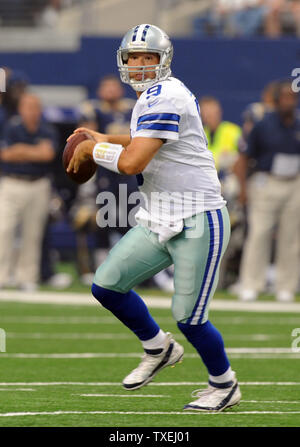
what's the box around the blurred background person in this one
[199,96,242,289]
[194,0,268,37]
[227,82,277,292]
[226,0,268,37]
[38,0,62,28]
[0,93,6,145]
[264,0,300,38]
[0,68,28,120]
[193,0,300,38]
[234,80,278,204]
[0,67,28,145]
[79,74,135,136]
[199,96,241,177]
[261,80,279,114]
[0,93,58,291]
[235,80,300,302]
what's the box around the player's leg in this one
[15,179,51,288]
[275,176,300,301]
[91,224,184,389]
[167,207,241,411]
[0,178,25,287]
[238,173,280,300]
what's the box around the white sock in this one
[142,329,167,351]
[209,366,235,385]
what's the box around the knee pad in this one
[171,292,197,323]
[93,260,124,293]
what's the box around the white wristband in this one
[93,142,124,174]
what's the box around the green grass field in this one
[0,290,300,428]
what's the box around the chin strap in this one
[93,142,124,173]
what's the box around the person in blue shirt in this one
[235,80,300,302]
[0,92,58,291]
[0,97,7,144]
[0,68,28,144]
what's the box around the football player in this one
[67,24,241,412]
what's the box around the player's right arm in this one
[68,127,131,148]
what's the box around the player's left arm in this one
[67,137,163,175]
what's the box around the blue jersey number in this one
[146,85,162,99]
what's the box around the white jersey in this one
[131,77,226,242]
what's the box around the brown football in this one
[62,132,97,184]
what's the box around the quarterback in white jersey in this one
[131,75,226,242]
[67,24,241,412]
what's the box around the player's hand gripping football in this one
[66,127,108,174]
[67,139,95,174]
[67,127,108,144]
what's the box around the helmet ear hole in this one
[122,52,129,63]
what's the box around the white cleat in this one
[122,333,184,390]
[184,373,241,412]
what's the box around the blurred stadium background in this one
[0,0,300,428]
[1,0,299,294]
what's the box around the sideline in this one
[1,349,300,359]
[1,409,300,417]
[0,290,300,313]
[0,381,299,386]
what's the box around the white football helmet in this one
[117,24,173,92]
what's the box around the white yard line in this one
[6,332,135,340]
[76,394,168,398]
[0,381,299,386]
[228,355,300,359]
[5,332,287,341]
[1,410,300,417]
[0,388,35,392]
[242,400,300,404]
[212,317,300,325]
[77,396,300,403]
[1,348,299,359]
[2,316,299,325]
[1,316,118,324]
[0,290,300,312]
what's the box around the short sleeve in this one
[134,85,181,141]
